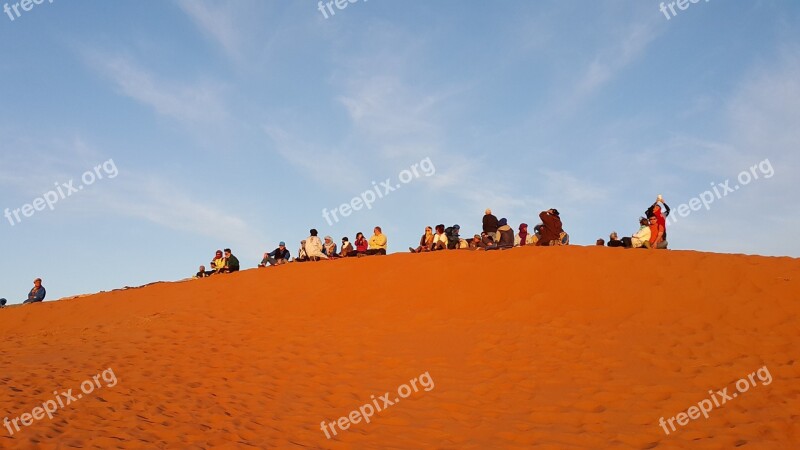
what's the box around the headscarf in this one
[519,223,528,245]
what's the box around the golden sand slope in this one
[1,246,798,449]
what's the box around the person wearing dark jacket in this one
[22,278,46,304]
[223,249,240,272]
[445,224,461,249]
[260,242,291,266]
[495,218,515,248]
[536,209,564,246]
[482,209,499,236]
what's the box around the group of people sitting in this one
[195,248,240,278]
[290,227,388,262]
[601,197,671,249]
[409,208,570,252]
[192,200,671,278]
[194,227,389,275]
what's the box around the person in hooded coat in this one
[495,218,515,248]
[536,209,565,246]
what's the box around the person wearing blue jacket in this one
[22,278,46,304]
[260,242,292,266]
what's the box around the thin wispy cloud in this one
[562,22,661,113]
[175,0,244,62]
[87,53,229,126]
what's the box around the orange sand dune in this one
[1,247,799,449]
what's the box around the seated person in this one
[432,224,448,251]
[195,265,211,278]
[261,242,291,266]
[305,229,328,261]
[468,234,483,250]
[295,240,309,262]
[211,250,226,274]
[648,216,668,250]
[410,226,434,253]
[23,278,46,304]
[495,218,515,249]
[340,237,355,257]
[222,248,240,272]
[622,218,652,249]
[480,232,499,250]
[535,209,565,246]
[607,232,625,247]
[351,232,369,257]
[445,224,461,249]
[366,226,387,255]
[323,236,338,259]
[515,223,535,246]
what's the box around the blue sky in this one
[1,0,799,303]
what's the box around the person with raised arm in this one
[536,209,564,246]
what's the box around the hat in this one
[342,237,349,242]
[498,218,508,226]
[453,224,460,230]
[279,241,285,246]
[519,223,528,230]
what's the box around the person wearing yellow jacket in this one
[366,226,387,255]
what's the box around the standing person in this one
[495,218,515,248]
[410,226,434,253]
[305,229,327,261]
[646,195,671,241]
[223,249,240,273]
[483,209,499,237]
[366,226,387,255]
[261,242,291,266]
[22,278,46,304]
[340,237,355,257]
[352,232,369,256]
[536,209,564,246]
[211,250,226,274]
[432,224,449,251]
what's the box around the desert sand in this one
[1,246,799,449]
